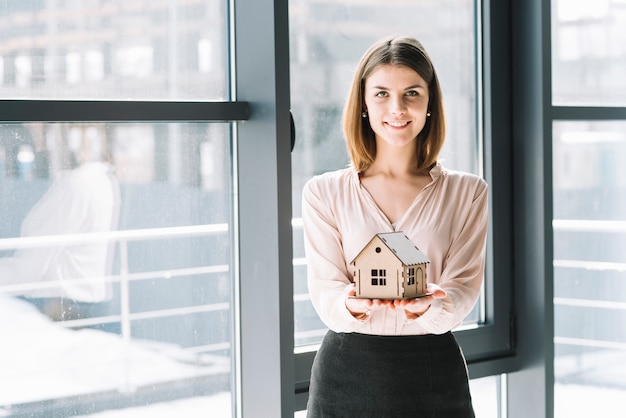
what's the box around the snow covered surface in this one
[2,294,624,417]
[80,393,231,417]
[76,378,626,417]
[0,294,228,410]
[555,384,626,418]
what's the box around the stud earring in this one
[426,111,431,117]
[362,111,368,118]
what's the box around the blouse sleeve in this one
[416,177,489,334]
[301,176,367,333]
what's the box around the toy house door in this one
[415,267,424,294]
[405,266,425,297]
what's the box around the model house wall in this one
[350,232,429,300]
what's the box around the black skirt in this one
[307,331,475,418]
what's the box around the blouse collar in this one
[429,161,444,180]
[353,160,445,180]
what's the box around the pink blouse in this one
[301,162,489,336]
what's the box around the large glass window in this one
[552,121,626,417]
[552,2,626,416]
[0,1,240,416]
[552,0,626,106]
[0,0,228,100]
[0,122,234,416]
[289,0,480,349]
[288,1,516,413]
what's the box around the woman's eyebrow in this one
[369,84,426,90]
[404,84,427,90]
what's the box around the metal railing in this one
[1,223,231,353]
[553,218,626,352]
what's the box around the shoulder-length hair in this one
[343,35,446,173]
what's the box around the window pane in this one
[552,0,626,106]
[290,0,480,347]
[0,1,228,100]
[553,121,626,417]
[0,122,234,416]
[470,375,502,418]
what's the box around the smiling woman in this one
[301,35,488,418]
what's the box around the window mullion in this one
[0,100,249,123]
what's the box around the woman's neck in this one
[366,144,421,177]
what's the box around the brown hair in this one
[342,35,446,172]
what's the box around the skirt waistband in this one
[325,330,456,352]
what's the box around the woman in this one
[302,35,488,417]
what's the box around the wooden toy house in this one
[350,232,429,299]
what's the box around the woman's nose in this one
[390,96,406,114]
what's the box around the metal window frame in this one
[232,0,295,416]
[450,0,517,377]
[0,100,249,122]
[505,0,555,416]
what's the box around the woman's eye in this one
[375,91,387,98]
[406,90,418,96]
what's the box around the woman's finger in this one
[426,283,447,299]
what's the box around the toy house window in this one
[407,267,416,285]
[371,269,386,286]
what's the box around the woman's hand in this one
[344,283,394,320]
[393,283,447,320]
[344,282,447,320]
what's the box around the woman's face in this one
[363,64,430,150]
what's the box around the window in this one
[0,121,237,416]
[290,0,512,370]
[371,269,378,286]
[0,1,228,100]
[0,1,270,416]
[371,269,387,287]
[290,0,480,347]
[552,0,626,106]
[408,267,416,286]
[552,1,626,415]
[552,121,626,416]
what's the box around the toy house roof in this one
[352,232,430,266]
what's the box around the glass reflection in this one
[0,0,228,100]
[553,121,626,417]
[552,0,626,106]
[0,123,233,416]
